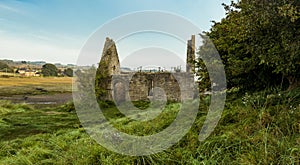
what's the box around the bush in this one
[64,68,73,77]
[41,64,58,77]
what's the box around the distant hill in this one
[0,59,76,69]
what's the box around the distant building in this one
[17,68,41,77]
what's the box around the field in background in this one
[0,77,73,108]
[0,72,16,77]
[0,77,72,96]
[0,77,72,88]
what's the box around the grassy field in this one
[0,72,16,77]
[0,77,72,87]
[0,77,72,96]
[0,88,299,164]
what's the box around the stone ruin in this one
[96,36,197,103]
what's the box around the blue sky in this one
[0,0,231,65]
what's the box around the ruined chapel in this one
[96,35,197,103]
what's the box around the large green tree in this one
[0,62,13,73]
[41,64,58,77]
[198,0,300,91]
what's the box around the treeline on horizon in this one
[0,61,74,77]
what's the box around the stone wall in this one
[98,37,120,76]
[96,36,197,103]
[109,72,195,103]
[186,35,195,73]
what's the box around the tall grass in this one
[0,88,299,164]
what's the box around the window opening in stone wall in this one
[148,79,154,96]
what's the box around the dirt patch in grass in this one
[44,111,66,115]
[0,93,73,108]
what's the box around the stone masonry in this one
[96,35,197,103]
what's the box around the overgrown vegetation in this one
[0,87,299,164]
[197,0,300,91]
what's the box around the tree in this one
[240,0,300,90]
[41,63,58,77]
[64,68,73,77]
[198,0,300,91]
[0,61,13,73]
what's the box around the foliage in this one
[41,63,58,77]
[196,35,213,93]
[196,34,226,93]
[241,87,300,109]
[55,102,75,112]
[64,68,73,77]
[0,61,13,73]
[198,0,300,91]
[95,60,110,100]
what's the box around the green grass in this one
[0,101,79,141]
[0,88,299,164]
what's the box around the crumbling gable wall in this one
[95,37,120,101]
[96,36,196,103]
